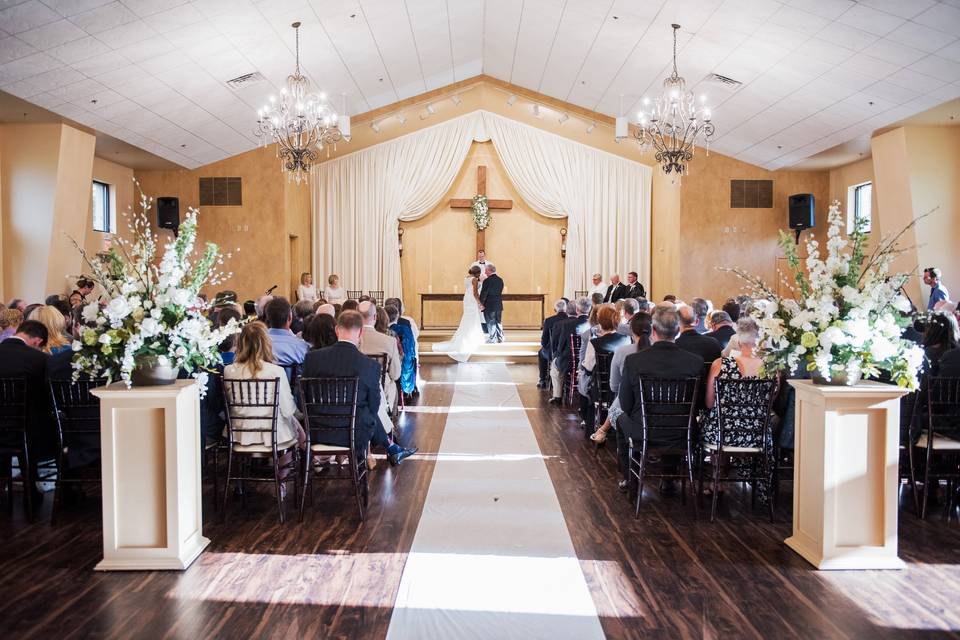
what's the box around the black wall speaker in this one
[788,193,815,230]
[157,197,180,234]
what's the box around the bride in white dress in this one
[432,266,485,362]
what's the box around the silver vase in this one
[811,367,862,386]
[130,356,178,387]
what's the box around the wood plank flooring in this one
[1,363,959,639]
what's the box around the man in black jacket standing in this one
[538,299,568,388]
[624,271,645,299]
[301,311,416,465]
[603,274,628,303]
[479,264,505,344]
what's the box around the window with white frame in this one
[92,180,111,233]
[846,181,872,235]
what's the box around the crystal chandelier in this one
[634,24,715,176]
[255,22,350,184]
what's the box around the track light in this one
[558,112,569,124]
[532,104,540,117]
[426,103,436,114]
[371,121,381,133]
[451,94,462,106]
[507,94,517,106]
[397,113,407,125]
[586,121,596,134]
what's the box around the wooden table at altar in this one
[419,293,546,330]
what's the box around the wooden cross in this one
[449,165,513,252]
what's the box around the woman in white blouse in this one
[297,272,318,302]
[224,321,304,450]
[325,273,347,303]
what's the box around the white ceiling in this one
[1,0,958,170]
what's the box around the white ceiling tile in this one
[782,0,855,20]
[842,52,900,79]
[858,0,937,19]
[860,38,926,66]
[16,18,86,48]
[142,2,203,32]
[0,1,62,34]
[25,64,85,91]
[815,21,880,51]
[0,35,38,64]
[94,19,156,48]
[69,48,129,75]
[120,0,190,18]
[769,5,830,36]
[46,76,105,101]
[48,34,111,62]
[885,21,957,54]
[42,0,114,17]
[67,1,138,34]
[909,54,960,82]
[114,34,175,63]
[862,80,918,105]
[912,2,960,34]
[26,91,68,108]
[136,48,191,75]
[1,76,43,97]
[926,83,960,101]
[0,51,59,82]
[936,39,960,63]
[836,4,905,36]
[886,66,948,92]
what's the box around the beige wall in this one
[0,122,97,302]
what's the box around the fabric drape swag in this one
[311,110,652,298]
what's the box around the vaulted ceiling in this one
[1,0,959,170]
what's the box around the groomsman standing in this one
[603,274,628,303]
[624,271,645,299]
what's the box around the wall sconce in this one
[398,227,404,257]
[559,227,567,258]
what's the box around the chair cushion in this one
[704,442,762,454]
[310,443,349,453]
[916,432,960,451]
[233,437,298,453]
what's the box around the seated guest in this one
[705,310,736,349]
[922,311,958,376]
[316,303,336,318]
[591,292,604,307]
[588,273,607,298]
[291,299,314,335]
[386,297,419,340]
[624,271,645,299]
[539,299,569,388]
[297,272,318,302]
[591,312,652,445]
[341,299,359,312]
[615,306,703,490]
[242,299,257,318]
[691,298,711,333]
[358,301,401,409]
[375,307,394,337]
[676,304,722,365]
[359,295,372,303]
[578,305,630,430]
[662,294,677,304]
[386,305,417,397]
[548,297,591,404]
[28,305,72,355]
[46,346,101,469]
[75,277,96,303]
[255,294,274,319]
[324,274,346,303]
[333,303,343,317]
[6,298,26,312]
[224,322,305,451]
[213,289,238,307]
[701,317,772,501]
[198,308,241,445]
[0,320,54,506]
[68,290,84,309]
[0,308,23,341]
[635,297,651,313]
[263,297,309,367]
[617,298,639,336]
[303,314,338,350]
[722,298,740,322]
[301,310,416,465]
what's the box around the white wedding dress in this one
[432,276,485,362]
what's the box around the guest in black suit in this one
[603,274,628,303]
[624,271,645,299]
[301,310,417,465]
[538,299,568,388]
[0,321,54,505]
[548,297,592,404]
[704,310,736,349]
[939,348,960,378]
[616,307,704,489]
[479,264,505,343]
[675,304,722,365]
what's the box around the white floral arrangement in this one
[70,186,241,393]
[725,201,924,389]
[472,194,490,230]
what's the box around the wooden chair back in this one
[222,378,281,449]
[346,290,363,300]
[368,290,385,306]
[714,378,778,453]
[636,377,700,453]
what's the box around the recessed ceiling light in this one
[181,144,187,148]
[349,13,356,18]
[613,15,619,19]
[90,99,97,104]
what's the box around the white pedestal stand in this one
[92,380,209,571]
[786,380,909,570]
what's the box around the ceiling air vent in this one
[703,73,743,88]
[226,72,266,90]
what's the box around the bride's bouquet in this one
[724,201,924,389]
[70,185,241,392]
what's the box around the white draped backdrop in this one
[311,110,652,298]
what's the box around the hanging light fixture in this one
[633,24,715,176]
[255,22,349,184]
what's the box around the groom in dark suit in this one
[479,263,504,343]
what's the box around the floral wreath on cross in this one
[471,194,490,231]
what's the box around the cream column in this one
[92,380,209,571]
[786,380,910,570]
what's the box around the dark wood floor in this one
[1,363,959,639]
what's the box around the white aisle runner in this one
[386,363,605,640]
